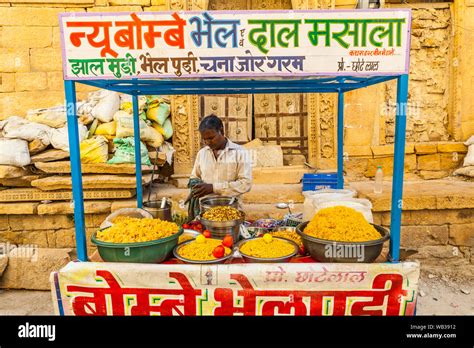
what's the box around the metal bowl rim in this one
[172,239,233,264]
[296,221,390,246]
[236,236,299,261]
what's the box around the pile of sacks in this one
[0,90,174,168]
[454,135,474,178]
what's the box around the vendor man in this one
[187,114,252,218]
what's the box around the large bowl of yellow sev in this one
[91,217,183,263]
[173,238,233,264]
[237,235,298,263]
[296,206,389,263]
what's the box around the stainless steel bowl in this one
[237,237,298,263]
[173,239,233,264]
[177,229,200,244]
[246,226,270,238]
[200,196,239,213]
[296,221,390,263]
[200,212,244,241]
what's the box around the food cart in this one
[51,9,420,316]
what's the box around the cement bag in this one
[463,136,474,167]
[95,121,116,136]
[454,166,474,178]
[80,136,108,164]
[303,189,356,221]
[26,106,66,128]
[146,126,164,148]
[162,118,173,140]
[115,115,158,144]
[0,138,30,167]
[313,197,373,223]
[107,137,151,166]
[146,101,170,126]
[100,208,153,229]
[0,116,51,145]
[91,91,120,123]
[49,124,88,152]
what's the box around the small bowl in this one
[246,226,271,238]
[296,221,390,263]
[237,237,298,263]
[177,229,200,244]
[173,239,233,264]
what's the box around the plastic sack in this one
[0,138,30,167]
[91,91,120,123]
[95,121,116,136]
[80,136,108,164]
[26,106,66,128]
[0,116,52,145]
[115,115,160,144]
[303,189,356,221]
[146,101,170,126]
[312,197,374,223]
[463,140,474,167]
[49,124,88,152]
[107,137,151,166]
[162,118,173,140]
[146,126,164,148]
[99,208,153,229]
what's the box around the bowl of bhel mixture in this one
[237,234,298,263]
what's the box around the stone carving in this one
[171,96,192,164]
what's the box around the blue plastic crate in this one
[302,173,338,191]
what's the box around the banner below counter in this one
[51,261,420,316]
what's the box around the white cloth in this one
[190,139,252,197]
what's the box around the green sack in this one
[107,137,151,166]
[162,118,173,140]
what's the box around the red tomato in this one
[222,235,233,248]
[182,223,190,229]
[299,245,305,255]
[203,230,212,238]
[212,245,225,258]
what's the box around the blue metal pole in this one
[132,95,143,208]
[64,80,87,261]
[389,74,409,262]
[337,91,344,189]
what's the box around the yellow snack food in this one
[303,206,381,242]
[202,206,242,221]
[271,230,303,249]
[240,237,295,259]
[96,217,179,243]
[177,238,231,261]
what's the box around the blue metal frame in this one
[64,75,408,262]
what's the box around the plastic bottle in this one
[374,166,383,194]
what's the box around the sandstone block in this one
[15,72,48,92]
[371,144,415,157]
[439,153,465,170]
[31,150,69,163]
[30,48,63,72]
[151,0,166,5]
[418,170,449,180]
[437,143,467,153]
[405,245,468,266]
[415,143,438,154]
[0,202,38,215]
[111,200,137,212]
[0,166,28,179]
[85,213,108,228]
[365,155,416,177]
[38,201,112,215]
[0,247,72,290]
[109,0,150,5]
[344,146,372,158]
[28,139,48,155]
[144,5,167,10]
[0,216,8,231]
[417,154,441,170]
[0,91,66,117]
[34,161,153,174]
[252,166,308,184]
[382,209,474,226]
[0,230,49,248]
[31,174,152,191]
[0,73,15,92]
[449,224,474,247]
[0,255,7,276]
[0,49,30,73]
[400,225,449,248]
[49,227,95,249]
[87,6,143,12]
[0,175,42,187]
[250,145,284,168]
[8,215,74,231]
[0,7,66,26]
[2,26,52,48]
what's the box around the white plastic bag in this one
[26,106,67,128]
[313,197,374,223]
[92,91,120,123]
[49,124,88,152]
[99,208,153,229]
[0,138,30,166]
[0,116,52,145]
[303,189,356,221]
[463,138,474,167]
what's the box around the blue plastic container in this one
[302,173,338,191]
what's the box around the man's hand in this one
[192,183,214,198]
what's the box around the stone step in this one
[35,161,154,175]
[31,174,152,191]
[0,187,136,202]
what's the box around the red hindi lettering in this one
[67,21,117,58]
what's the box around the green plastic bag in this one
[107,137,151,166]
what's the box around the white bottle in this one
[374,166,383,194]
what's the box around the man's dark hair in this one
[199,114,224,133]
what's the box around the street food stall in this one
[51,8,420,316]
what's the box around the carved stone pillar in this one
[291,0,337,169]
[168,0,208,174]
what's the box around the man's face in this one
[201,128,225,151]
